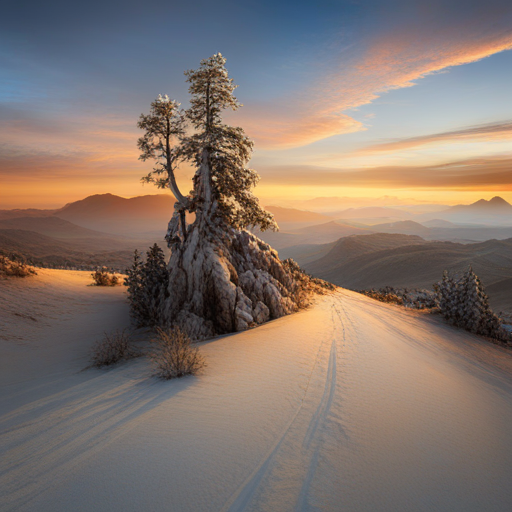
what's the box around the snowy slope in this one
[2,271,512,511]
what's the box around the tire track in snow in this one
[221,294,347,512]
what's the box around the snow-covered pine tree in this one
[125,246,169,327]
[141,244,169,326]
[124,250,146,325]
[154,53,307,339]
[435,267,507,341]
[457,267,503,337]
[180,53,277,232]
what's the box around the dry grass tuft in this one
[0,256,37,278]
[91,268,121,286]
[150,327,206,379]
[90,329,138,367]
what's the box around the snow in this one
[2,269,512,511]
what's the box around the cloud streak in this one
[245,1,512,148]
[355,121,512,154]
[260,155,512,189]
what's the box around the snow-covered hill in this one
[2,271,512,511]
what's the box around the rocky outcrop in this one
[161,209,305,339]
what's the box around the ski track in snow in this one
[2,272,512,511]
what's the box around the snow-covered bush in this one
[90,329,137,367]
[125,245,169,327]
[359,287,436,309]
[434,267,509,342]
[91,268,120,286]
[0,256,37,278]
[282,258,336,307]
[150,327,206,379]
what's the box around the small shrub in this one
[0,256,37,278]
[90,329,137,367]
[360,289,404,305]
[358,287,436,309]
[150,327,206,379]
[91,268,121,286]
[282,258,336,308]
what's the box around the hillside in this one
[487,278,512,321]
[0,216,119,240]
[371,219,512,242]
[278,241,336,265]
[0,229,149,269]
[0,208,56,220]
[305,234,512,313]
[3,275,512,511]
[264,205,333,227]
[372,220,431,236]
[336,206,412,221]
[305,233,427,275]
[54,193,177,235]
[256,221,371,249]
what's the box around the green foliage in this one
[124,245,169,326]
[137,54,278,236]
[183,53,277,232]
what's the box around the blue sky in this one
[1,0,512,207]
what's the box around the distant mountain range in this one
[1,193,511,303]
[0,216,117,240]
[448,196,512,214]
[0,229,137,269]
[264,206,333,227]
[336,206,413,221]
[0,194,181,268]
[55,193,178,235]
[415,196,512,225]
[255,221,370,249]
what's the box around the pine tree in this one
[134,54,312,339]
[141,244,169,326]
[181,53,277,232]
[124,250,145,325]
[435,267,507,341]
[125,246,169,327]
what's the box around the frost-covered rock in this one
[161,209,303,339]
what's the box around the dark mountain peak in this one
[489,196,510,206]
[446,196,512,214]
[468,196,511,208]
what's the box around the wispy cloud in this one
[355,121,512,154]
[259,155,512,189]
[244,1,512,148]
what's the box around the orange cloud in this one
[245,7,512,149]
[240,109,364,149]
[354,121,512,155]
[258,155,512,190]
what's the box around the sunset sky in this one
[1,0,512,209]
